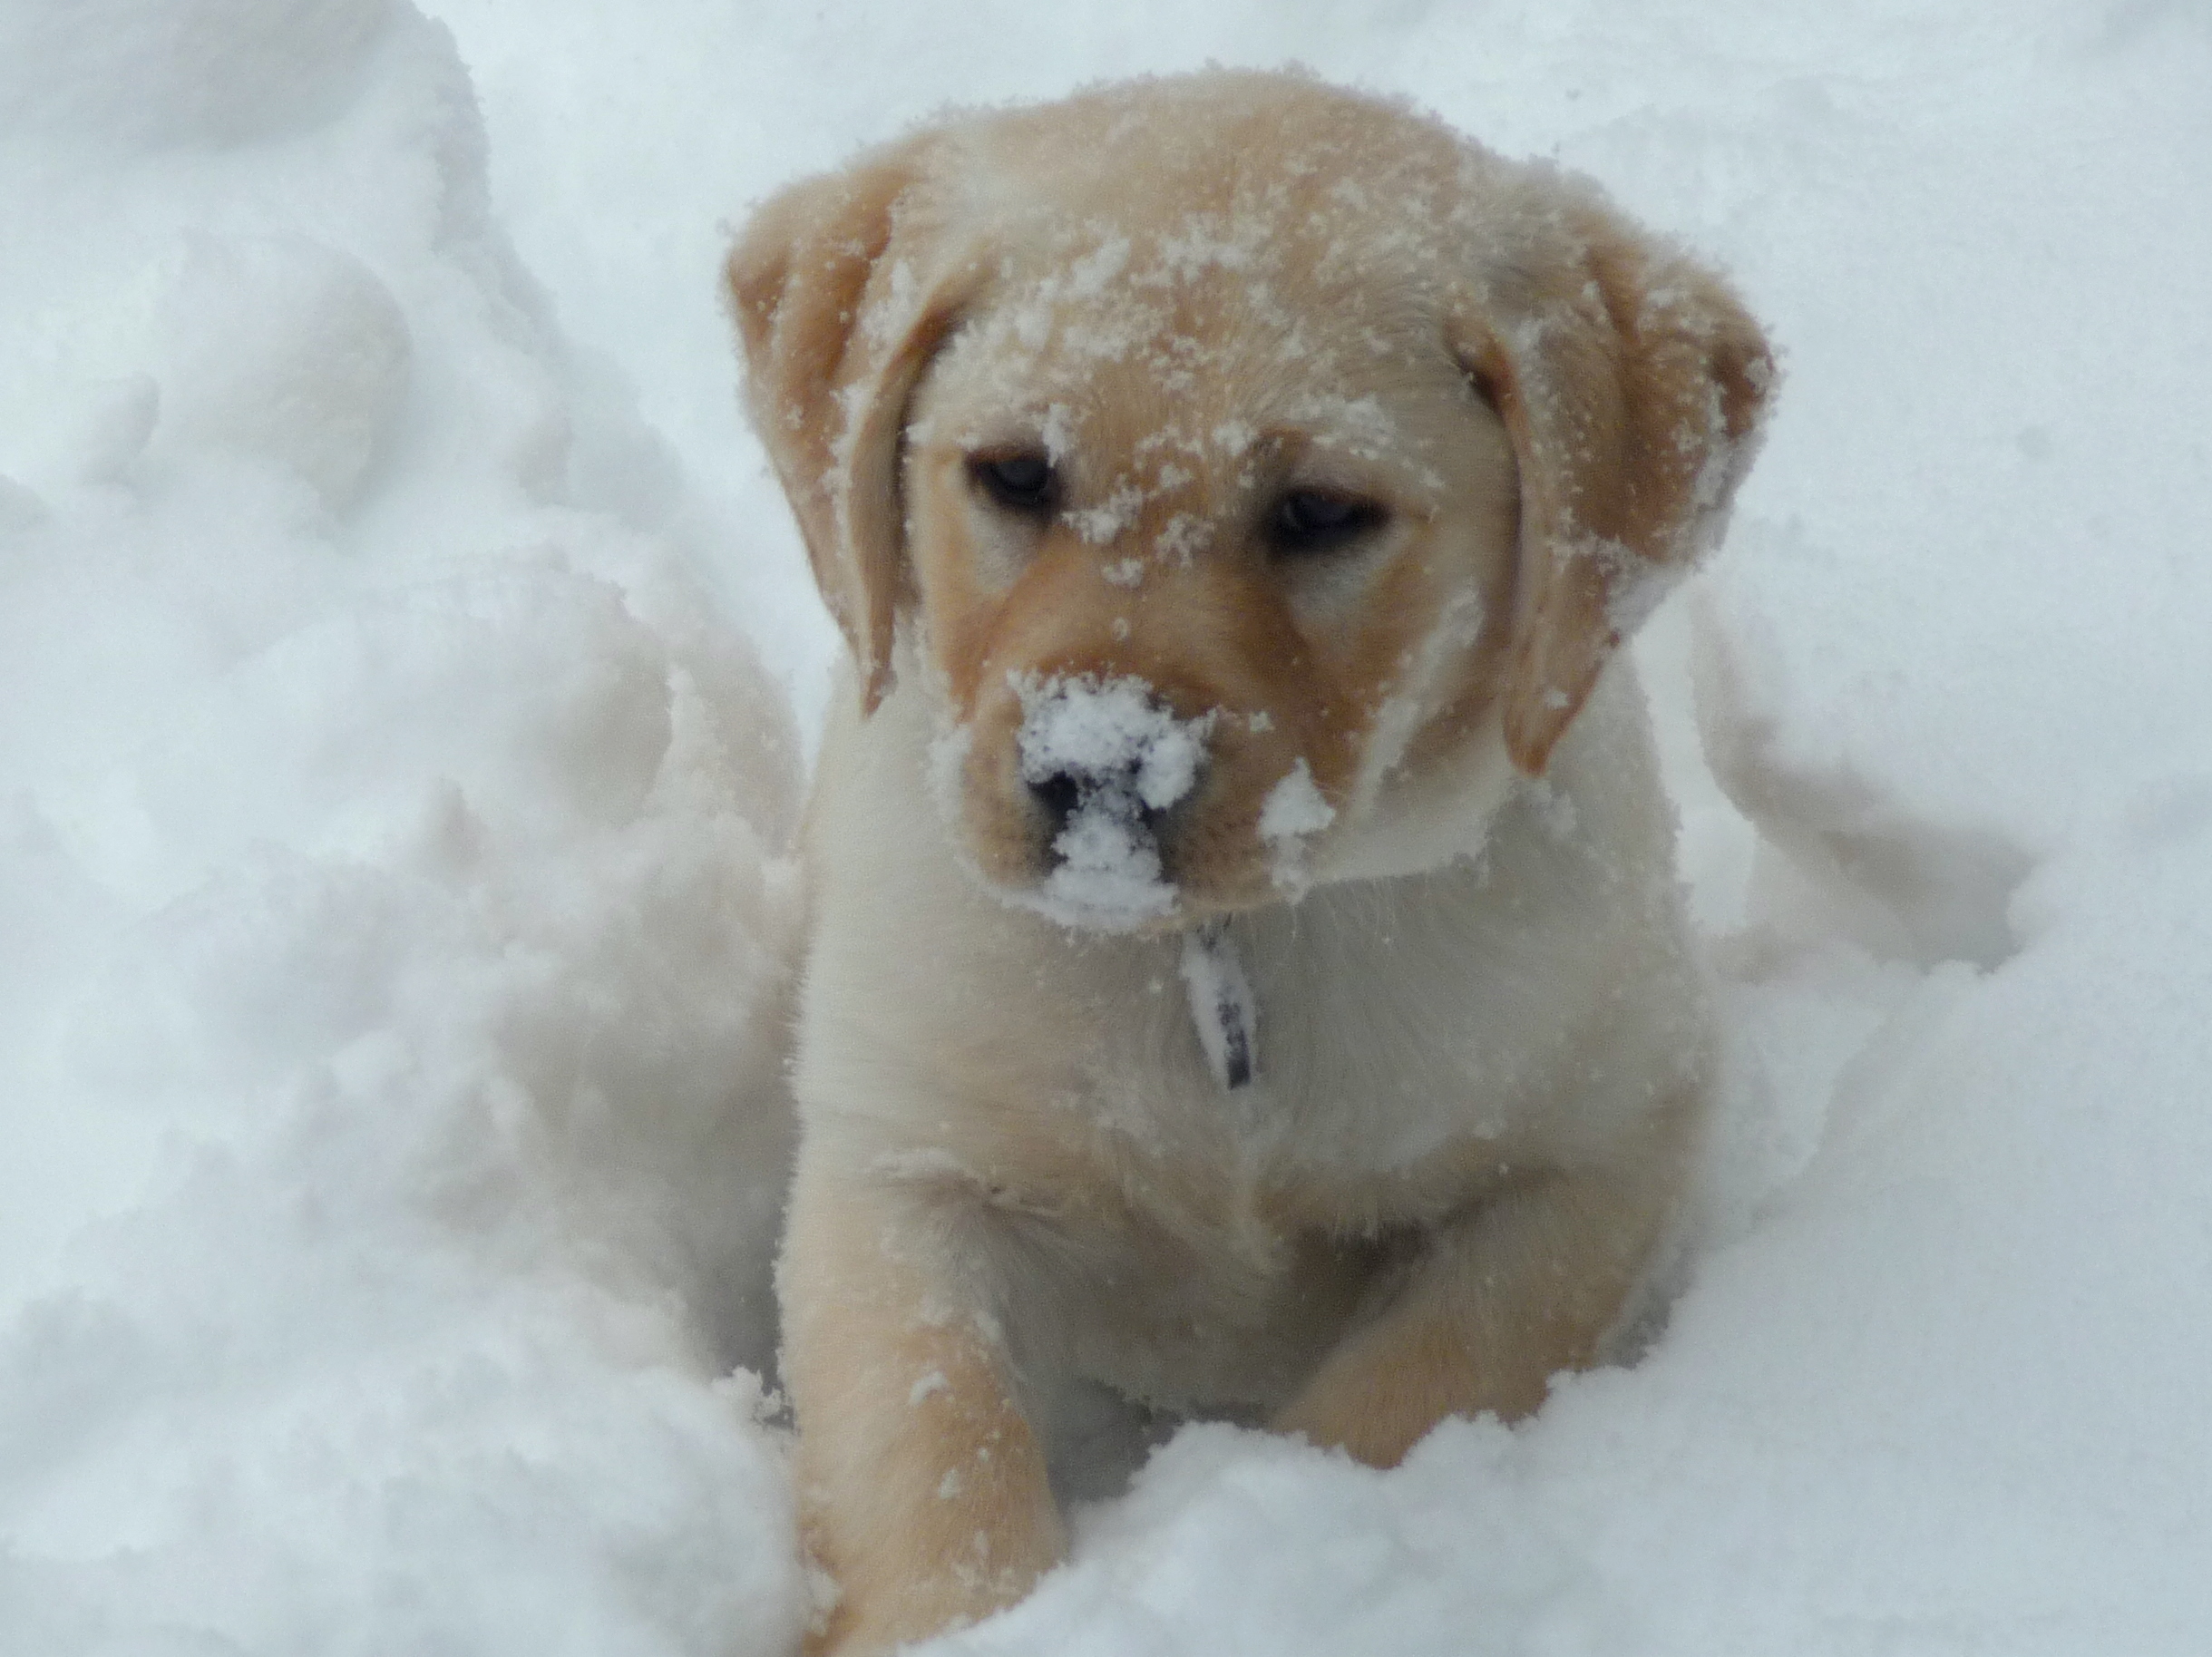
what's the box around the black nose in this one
[1028,768,1087,837]
[1028,765,1171,848]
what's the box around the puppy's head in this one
[730,73,1771,931]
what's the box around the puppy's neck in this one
[1316,707,1520,885]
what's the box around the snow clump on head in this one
[1011,673,1214,931]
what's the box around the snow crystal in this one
[1154,510,1212,563]
[1067,235,1132,298]
[1258,757,1336,896]
[1211,419,1257,456]
[1259,757,1334,840]
[1066,482,1145,545]
[1038,402,1077,462]
[910,1369,951,1406]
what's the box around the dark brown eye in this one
[969,451,1057,515]
[1271,490,1385,554]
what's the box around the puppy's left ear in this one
[726,137,971,713]
[1453,185,1775,775]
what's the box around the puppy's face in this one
[903,229,1518,928]
[730,74,1773,931]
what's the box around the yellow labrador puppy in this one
[728,71,1771,1655]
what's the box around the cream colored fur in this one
[728,71,1772,1656]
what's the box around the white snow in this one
[1,4,805,1651]
[5,1,2211,1654]
[1257,758,1336,897]
[151,233,414,511]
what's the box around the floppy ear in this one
[726,139,968,713]
[1454,186,1774,775]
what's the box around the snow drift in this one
[5,0,2211,1652]
[2,4,805,1651]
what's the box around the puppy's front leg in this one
[1273,1154,1681,1469]
[781,1158,1064,1656]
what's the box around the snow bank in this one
[2,3,806,1650]
[7,0,2212,1652]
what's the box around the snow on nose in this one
[1012,673,1214,931]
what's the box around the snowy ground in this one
[4,1,2210,1652]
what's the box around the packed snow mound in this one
[152,232,414,511]
[1,5,807,1652]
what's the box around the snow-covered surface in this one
[4,1,2210,1652]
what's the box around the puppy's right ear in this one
[726,140,967,713]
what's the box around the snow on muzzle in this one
[1012,673,1216,931]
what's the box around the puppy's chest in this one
[1074,916,1550,1192]
[911,894,1568,1404]
[967,928,1535,1252]
[966,1028,1508,1411]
